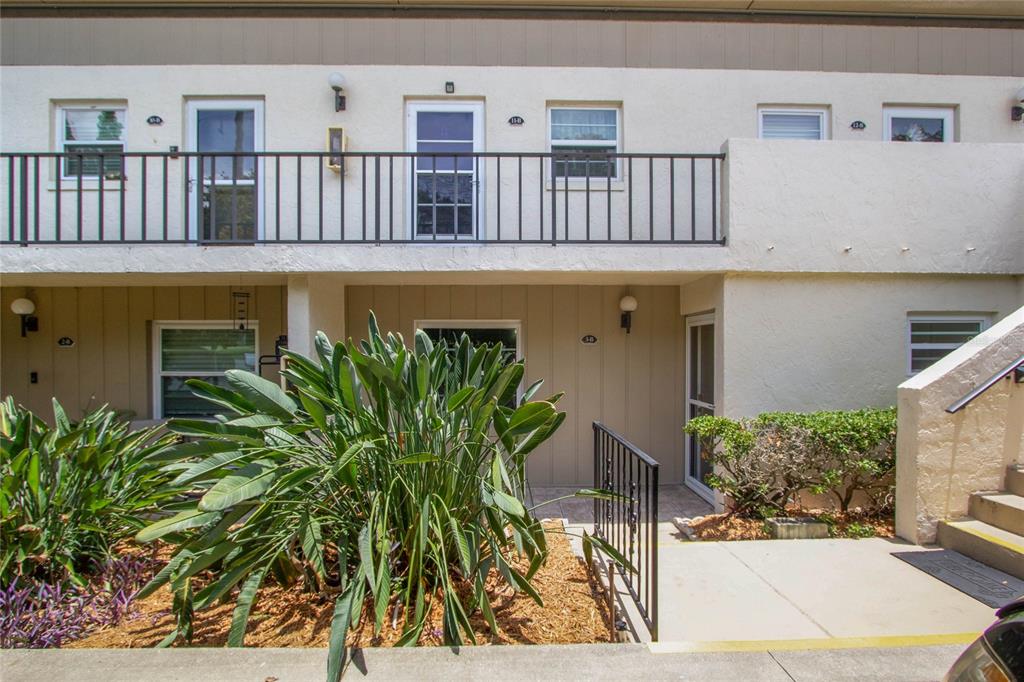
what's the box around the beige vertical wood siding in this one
[0,285,287,420]
[344,284,686,485]
[1,16,1021,76]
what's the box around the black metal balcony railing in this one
[593,422,659,641]
[1,151,724,246]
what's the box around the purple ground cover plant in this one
[0,555,155,648]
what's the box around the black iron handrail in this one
[945,353,1024,413]
[1,150,725,247]
[593,421,659,641]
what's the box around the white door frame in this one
[185,99,266,242]
[405,101,485,241]
[684,312,716,503]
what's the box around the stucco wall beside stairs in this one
[895,306,1024,544]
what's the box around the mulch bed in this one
[686,509,895,542]
[69,522,613,648]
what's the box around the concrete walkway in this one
[536,484,999,644]
[655,537,998,643]
[0,642,970,681]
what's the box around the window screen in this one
[59,108,126,179]
[157,326,257,417]
[908,317,986,374]
[549,108,619,179]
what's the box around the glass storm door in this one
[685,313,715,502]
[186,100,264,242]
[407,102,483,239]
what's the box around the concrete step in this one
[969,492,1024,536]
[1007,465,1024,497]
[937,518,1024,580]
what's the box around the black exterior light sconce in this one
[620,295,637,334]
[329,72,346,112]
[11,298,38,337]
[1013,86,1024,122]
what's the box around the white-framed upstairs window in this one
[55,104,127,180]
[884,106,955,143]
[548,106,621,180]
[758,107,829,140]
[907,314,989,375]
[152,321,259,418]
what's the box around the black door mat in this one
[893,549,1024,608]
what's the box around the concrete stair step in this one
[937,518,1024,581]
[1007,465,1024,497]
[969,492,1024,536]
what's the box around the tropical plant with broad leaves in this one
[0,397,178,586]
[136,314,625,680]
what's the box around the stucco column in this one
[286,275,346,359]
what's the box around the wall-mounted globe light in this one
[328,72,346,112]
[10,297,38,337]
[619,295,638,334]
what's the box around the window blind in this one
[550,108,618,178]
[760,112,823,140]
[60,108,126,178]
[160,328,256,373]
[550,109,617,142]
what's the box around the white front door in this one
[684,313,716,502]
[406,102,484,240]
[186,99,264,242]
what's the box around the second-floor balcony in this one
[3,140,1020,281]
[0,151,724,247]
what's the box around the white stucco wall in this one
[895,306,1024,544]
[722,138,1024,275]
[4,65,1022,154]
[1,64,1022,278]
[720,273,1023,417]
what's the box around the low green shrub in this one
[0,398,177,586]
[136,314,621,680]
[756,409,896,512]
[684,407,896,518]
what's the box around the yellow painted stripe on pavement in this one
[949,523,1024,554]
[647,632,978,654]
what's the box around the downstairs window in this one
[154,322,258,418]
[907,315,989,375]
